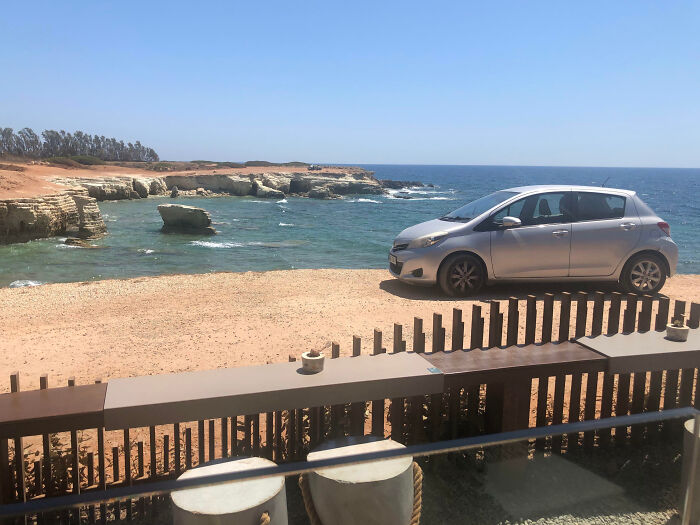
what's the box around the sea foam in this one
[9,280,45,288]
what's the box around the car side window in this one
[492,197,527,225]
[576,192,626,221]
[520,192,573,226]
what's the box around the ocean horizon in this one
[2,164,698,287]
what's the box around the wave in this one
[55,243,81,249]
[278,222,295,227]
[385,195,455,201]
[347,198,381,203]
[190,240,307,249]
[276,198,288,204]
[137,248,155,254]
[9,280,45,288]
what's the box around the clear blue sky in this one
[1,1,699,167]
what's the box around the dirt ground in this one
[1,269,697,392]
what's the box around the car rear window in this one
[576,192,626,221]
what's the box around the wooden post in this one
[149,426,157,479]
[265,413,273,460]
[451,308,464,350]
[689,303,700,328]
[124,429,131,485]
[591,291,605,337]
[470,304,484,349]
[558,292,572,342]
[197,420,205,465]
[655,296,670,331]
[137,442,144,479]
[208,419,215,462]
[10,373,26,504]
[535,375,549,451]
[185,427,192,470]
[331,344,343,437]
[40,374,52,497]
[525,295,537,345]
[583,371,599,449]
[221,417,229,458]
[274,412,282,462]
[253,415,261,456]
[163,435,170,473]
[506,297,519,347]
[488,301,501,348]
[542,293,554,343]
[392,325,404,353]
[551,374,566,453]
[631,372,647,442]
[575,292,588,338]
[352,336,362,356]
[112,447,120,483]
[622,293,638,333]
[608,292,622,335]
[638,295,653,332]
[244,415,253,456]
[432,313,445,352]
[413,318,425,353]
[174,422,181,475]
[372,333,385,437]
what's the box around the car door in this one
[569,191,641,276]
[489,191,573,278]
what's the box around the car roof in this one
[503,184,636,197]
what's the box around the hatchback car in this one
[389,185,678,296]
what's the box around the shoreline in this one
[1,269,697,392]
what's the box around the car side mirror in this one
[502,216,522,228]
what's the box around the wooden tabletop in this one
[0,383,107,438]
[422,341,606,388]
[104,353,444,429]
[577,329,700,373]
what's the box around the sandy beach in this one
[1,269,698,392]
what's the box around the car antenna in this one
[601,176,611,187]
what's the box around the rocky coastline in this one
[0,166,420,244]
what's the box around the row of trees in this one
[0,127,159,162]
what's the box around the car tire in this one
[621,253,667,295]
[438,253,486,297]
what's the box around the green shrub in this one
[45,157,83,168]
[68,155,105,165]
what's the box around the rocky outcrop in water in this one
[0,191,107,244]
[50,167,383,202]
[158,204,216,235]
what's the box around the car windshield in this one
[440,190,518,221]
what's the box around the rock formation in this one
[0,191,107,244]
[158,204,216,235]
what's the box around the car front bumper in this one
[388,247,441,285]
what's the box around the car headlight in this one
[410,232,448,248]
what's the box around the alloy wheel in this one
[449,261,481,292]
[630,260,662,292]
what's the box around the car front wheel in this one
[621,253,667,294]
[438,254,486,297]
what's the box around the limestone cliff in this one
[0,191,107,244]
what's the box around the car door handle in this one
[552,229,569,237]
[619,222,637,230]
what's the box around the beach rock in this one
[129,190,141,199]
[149,178,168,195]
[308,188,340,199]
[132,179,150,199]
[163,174,253,196]
[196,188,208,196]
[0,194,79,244]
[65,237,99,248]
[73,195,107,239]
[379,180,424,190]
[85,180,133,201]
[157,204,216,235]
[253,181,285,199]
[170,186,180,198]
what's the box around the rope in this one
[299,461,423,525]
[260,511,271,525]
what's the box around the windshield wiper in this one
[440,216,471,222]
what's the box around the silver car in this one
[389,185,678,296]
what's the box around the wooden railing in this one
[0,292,698,524]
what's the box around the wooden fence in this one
[0,291,698,523]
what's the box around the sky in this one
[1,1,699,167]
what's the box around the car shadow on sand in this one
[379,278,665,302]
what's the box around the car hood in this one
[395,218,469,243]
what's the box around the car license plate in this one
[389,254,397,265]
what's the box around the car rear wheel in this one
[621,253,667,294]
[438,254,485,297]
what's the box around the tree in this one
[0,126,159,161]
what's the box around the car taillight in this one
[657,221,670,236]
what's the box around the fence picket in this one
[542,293,554,343]
[525,295,537,345]
[507,298,519,347]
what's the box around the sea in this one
[1,165,698,287]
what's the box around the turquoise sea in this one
[1,165,698,287]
